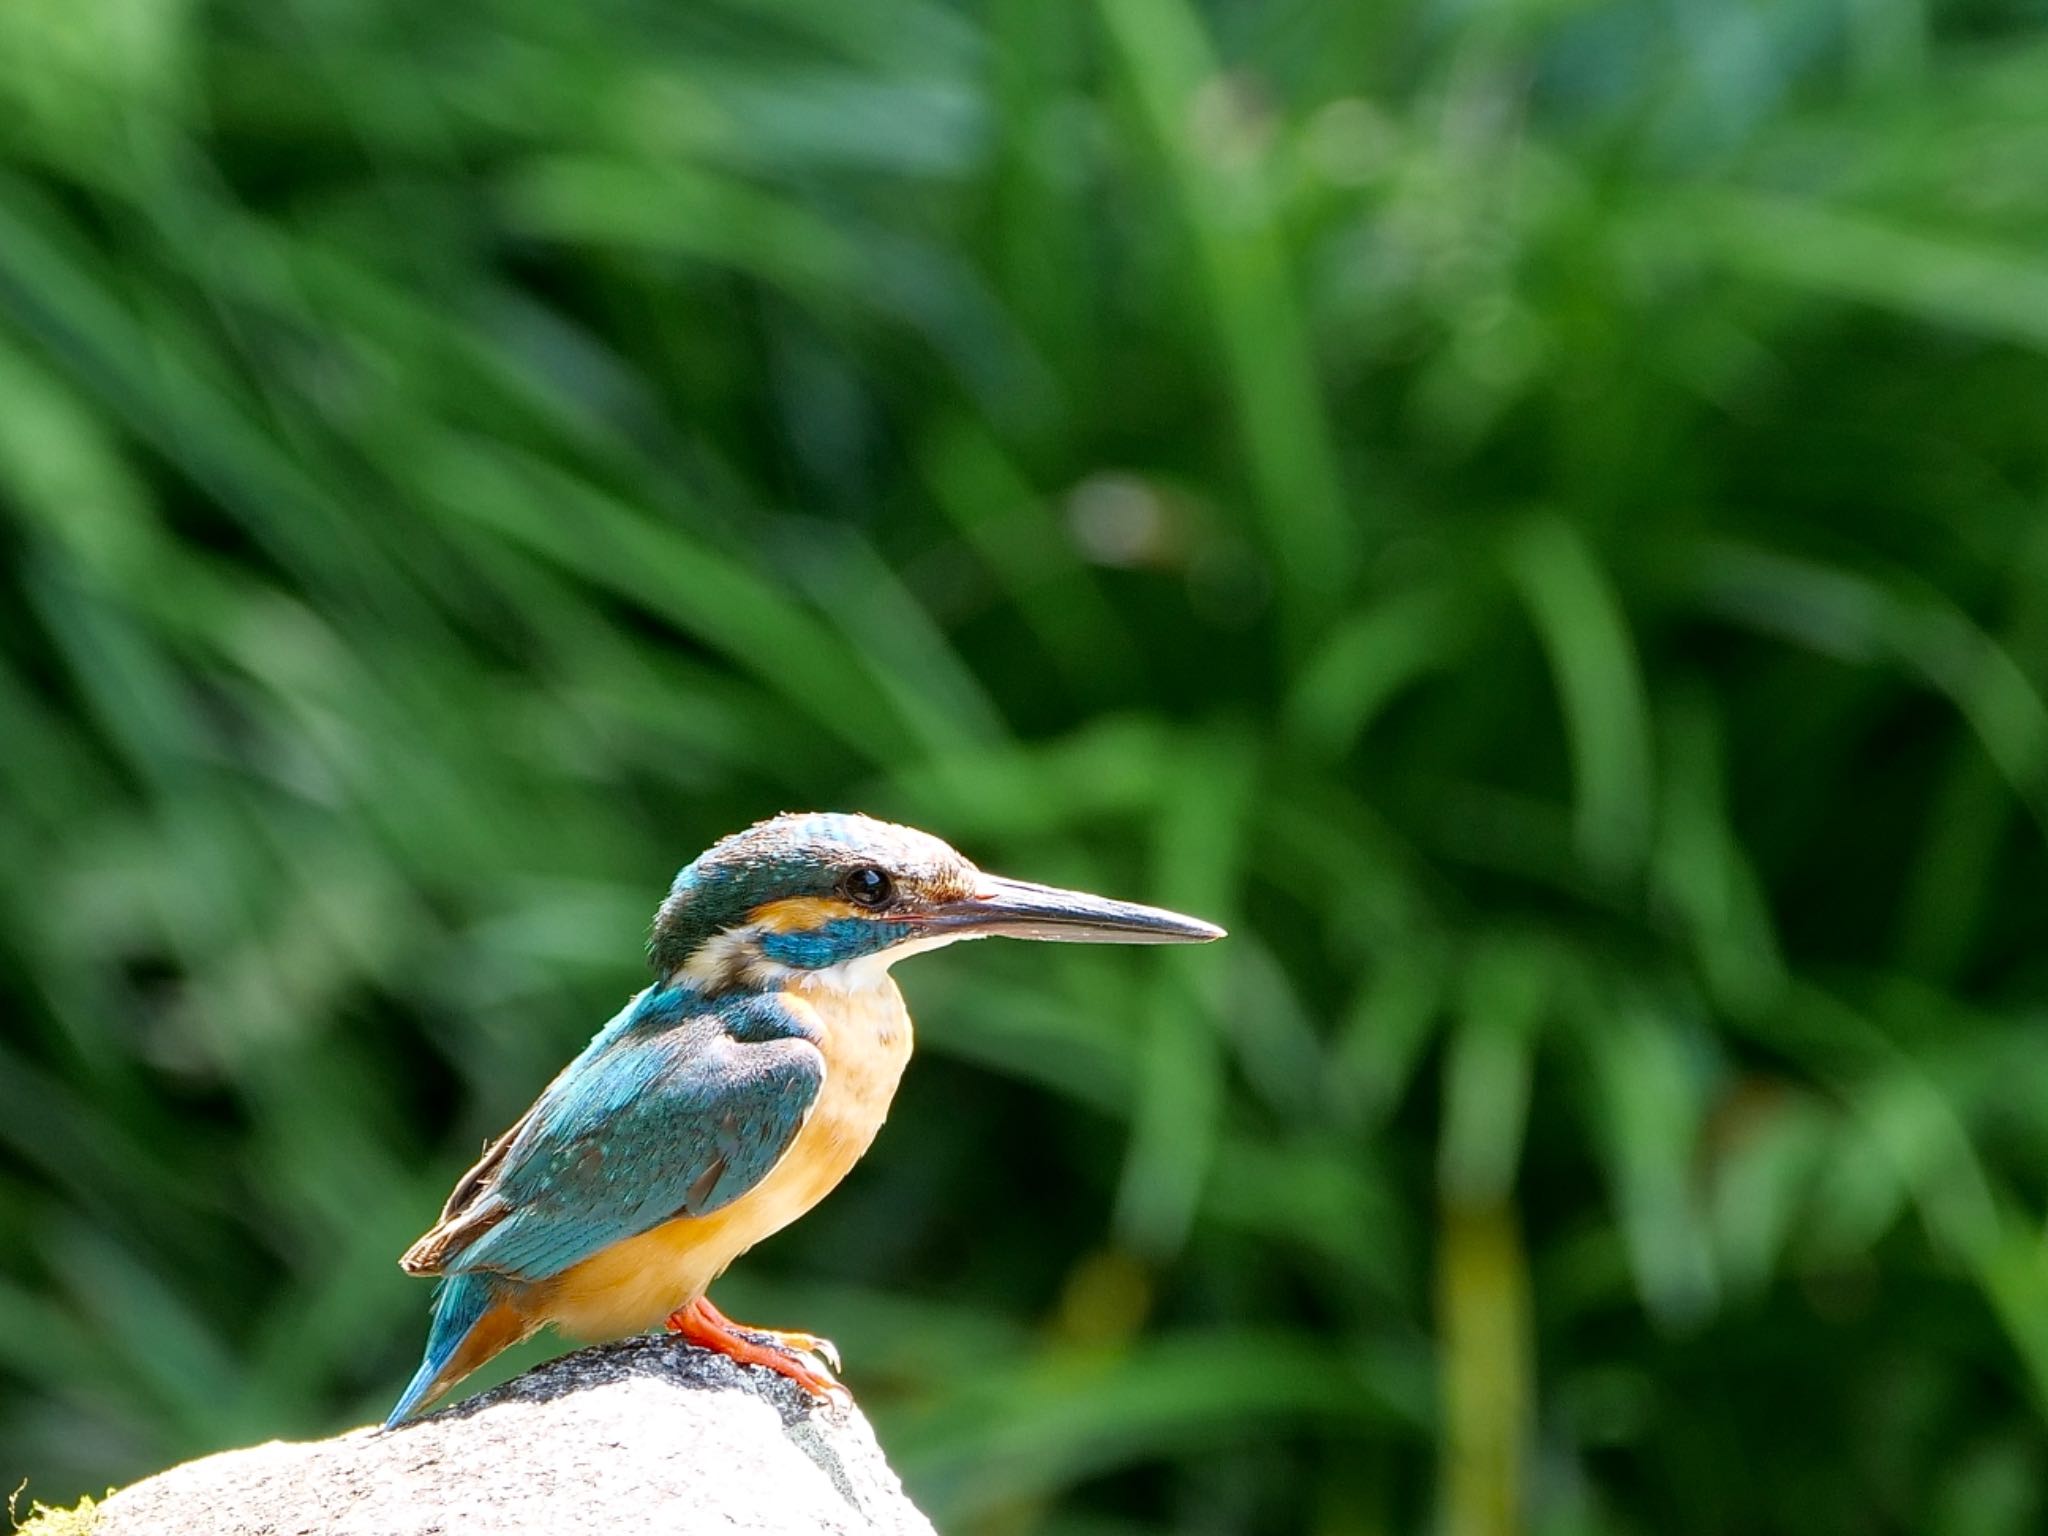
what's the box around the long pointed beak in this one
[918,874,1225,945]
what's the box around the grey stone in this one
[92,1337,938,1536]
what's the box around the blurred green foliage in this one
[3,0,2048,1531]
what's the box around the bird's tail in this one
[384,1272,530,1429]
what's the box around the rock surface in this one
[90,1337,937,1536]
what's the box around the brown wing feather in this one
[398,1105,535,1275]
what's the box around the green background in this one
[4,0,2048,1531]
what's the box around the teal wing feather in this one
[411,989,824,1284]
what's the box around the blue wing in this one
[401,987,825,1284]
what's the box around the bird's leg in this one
[664,1295,848,1402]
[689,1294,842,1373]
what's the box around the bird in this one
[385,810,1224,1426]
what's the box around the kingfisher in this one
[385,811,1223,1426]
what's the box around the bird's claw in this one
[667,1298,849,1405]
[737,1327,842,1383]
[749,1333,850,1407]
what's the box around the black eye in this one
[842,865,895,908]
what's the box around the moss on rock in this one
[10,1491,103,1536]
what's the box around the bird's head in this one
[650,811,1223,993]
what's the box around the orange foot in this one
[665,1294,848,1403]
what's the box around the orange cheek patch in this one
[746,896,863,932]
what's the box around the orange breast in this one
[534,977,913,1340]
